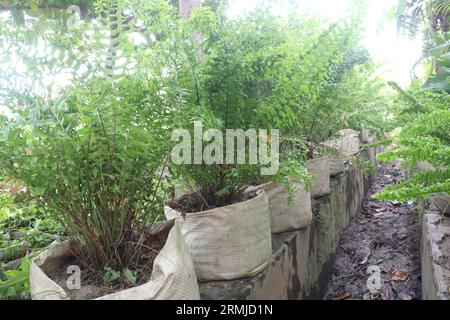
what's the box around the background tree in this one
[395,0,450,91]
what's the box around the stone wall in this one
[421,201,450,300]
[199,151,373,300]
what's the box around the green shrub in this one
[0,256,33,300]
[375,90,450,201]
[0,76,175,278]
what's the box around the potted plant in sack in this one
[319,128,361,176]
[322,129,360,157]
[260,19,369,197]
[260,97,333,198]
[175,6,312,238]
[0,78,200,300]
[165,110,277,281]
[245,136,313,234]
[258,77,333,198]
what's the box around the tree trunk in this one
[179,0,204,59]
[179,0,202,20]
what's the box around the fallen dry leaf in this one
[369,201,382,208]
[372,212,386,217]
[380,288,390,300]
[391,268,410,282]
[329,292,352,300]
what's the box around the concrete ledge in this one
[199,158,370,300]
[421,203,450,300]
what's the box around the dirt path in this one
[325,160,421,300]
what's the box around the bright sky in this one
[227,0,424,86]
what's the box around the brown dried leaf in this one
[391,268,410,282]
[329,292,352,300]
[372,212,386,217]
[369,201,382,208]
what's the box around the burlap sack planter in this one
[320,139,347,176]
[416,161,435,171]
[375,145,385,156]
[165,190,272,281]
[429,193,450,216]
[340,135,360,156]
[339,129,361,156]
[306,156,331,197]
[361,128,370,143]
[416,162,449,215]
[29,220,200,300]
[320,133,360,161]
[255,181,312,233]
[368,147,376,167]
[328,155,346,176]
[366,135,377,167]
[339,129,359,137]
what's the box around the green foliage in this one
[423,33,450,92]
[314,63,395,141]
[256,12,374,159]
[199,8,286,129]
[374,89,450,201]
[103,267,121,285]
[0,197,61,256]
[0,181,54,300]
[0,0,184,102]
[0,75,176,276]
[395,0,450,39]
[168,5,315,207]
[0,255,33,300]
[123,267,137,284]
[170,114,257,207]
[349,155,376,179]
[376,2,450,202]
[375,169,449,202]
[155,2,386,206]
[394,0,450,93]
[0,0,408,291]
[169,104,308,208]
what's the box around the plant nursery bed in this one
[43,226,170,300]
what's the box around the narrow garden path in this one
[325,160,422,300]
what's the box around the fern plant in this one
[0,76,177,281]
[258,16,368,159]
[374,89,450,201]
